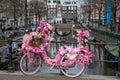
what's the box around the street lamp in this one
[72,24,75,37]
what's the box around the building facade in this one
[62,0,78,24]
[47,0,62,25]
[56,4,62,24]
[116,5,120,32]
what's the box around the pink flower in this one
[23,34,31,44]
[66,46,73,53]
[39,20,46,27]
[78,31,83,37]
[30,32,37,36]
[73,48,80,53]
[46,23,53,31]
[59,47,66,55]
[83,30,90,37]
[78,30,90,43]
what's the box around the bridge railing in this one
[0,38,22,72]
[0,39,120,78]
[88,42,120,77]
[91,30,120,43]
[50,40,120,77]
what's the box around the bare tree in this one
[112,0,120,32]
[86,0,106,28]
[82,0,93,26]
[0,0,24,30]
[28,0,47,27]
[82,0,120,32]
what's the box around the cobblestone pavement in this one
[0,74,100,80]
[0,71,118,80]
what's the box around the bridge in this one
[0,23,120,78]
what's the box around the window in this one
[54,5,56,8]
[68,6,71,10]
[74,6,76,10]
[48,0,50,3]
[63,11,67,14]
[74,2,76,4]
[71,11,73,13]
[48,10,50,13]
[62,7,65,10]
[48,14,50,18]
[51,5,54,8]
[52,8,55,11]
[64,7,67,10]
[53,14,56,17]
[53,0,56,3]
[71,6,73,10]
[48,5,51,8]
[63,11,65,14]
[68,11,71,13]
[57,1,60,4]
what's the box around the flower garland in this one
[58,30,94,65]
[78,30,90,47]
[28,32,44,47]
[22,19,53,50]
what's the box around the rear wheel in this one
[20,53,42,75]
[60,56,85,77]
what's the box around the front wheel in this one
[60,56,86,77]
[20,52,42,75]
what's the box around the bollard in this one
[117,43,120,78]
[7,38,14,72]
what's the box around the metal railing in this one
[0,38,22,72]
[91,31,120,43]
[89,42,120,77]
[50,41,120,77]
[0,39,120,78]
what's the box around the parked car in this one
[19,28,25,31]
[18,28,25,36]
[18,30,25,36]
[4,31,14,38]
[30,24,37,31]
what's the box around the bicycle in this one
[20,20,93,77]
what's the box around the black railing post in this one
[117,43,120,78]
[8,38,14,72]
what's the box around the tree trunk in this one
[36,14,38,28]
[113,2,117,32]
[88,13,91,27]
[25,0,28,29]
[98,10,101,29]
[13,6,16,31]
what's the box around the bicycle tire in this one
[20,53,42,75]
[60,56,85,77]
